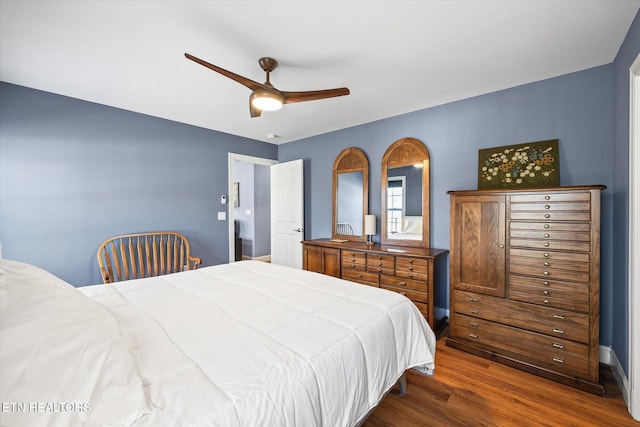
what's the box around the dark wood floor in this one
[363,331,637,426]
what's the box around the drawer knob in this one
[544,224,550,229]
[544,233,550,238]
[469,309,479,314]
[470,321,479,327]
[378,269,382,273]
[544,252,549,258]
[408,273,414,278]
[545,205,551,210]
[544,262,550,266]
[400,292,406,297]
[543,271,550,276]
[553,314,565,319]
[356,274,362,278]
[409,259,413,264]
[545,214,551,219]
[469,297,479,302]
[545,195,551,200]
[399,281,407,286]
[544,281,550,286]
[552,357,564,363]
[552,342,565,349]
[543,290,550,295]
[469,333,479,339]
[544,299,550,304]
[544,242,550,247]
[409,266,413,271]
[552,328,565,334]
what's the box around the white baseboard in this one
[600,345,630,408]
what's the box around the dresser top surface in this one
[303,239,448,258]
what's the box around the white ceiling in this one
[1,1,638,144]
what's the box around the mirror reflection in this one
[381,137,430,247]
[387,165,423,240]
[337,171,363,236]
[332,147,369,242]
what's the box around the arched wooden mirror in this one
[381,138,430,247]
[332,147,369,242]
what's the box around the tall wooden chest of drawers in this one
[447,186,605,394]
[303,239,447,328]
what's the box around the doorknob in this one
[294,227,304,232]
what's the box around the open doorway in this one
[227,153,278,263]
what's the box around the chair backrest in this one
[97,232,202,284]
[337,222,354,235]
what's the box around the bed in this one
[0,259,436,426]
[388,216,423,240]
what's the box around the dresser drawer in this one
[453,314,590,378]
[367,255,394,275]
[342,261,366,272]
[510,263,590,282]
[395,257,428,281]
[342,251,367,264]
[342,269,378,286]
[510,201,591,212]
[454,290,590,343]
[380,285,427,303]
[413,301,428,318]
[510,238,591,252]
[509,274,589,293]
[509,280,590,313]
[510,229,591,242]
[510,255,590,274]
[510,221,591,233]
[510,248,590,264]
[510,211,591,221]
[510,192,591,204]
[380,274,426,292]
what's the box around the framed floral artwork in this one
[478,139,560,189]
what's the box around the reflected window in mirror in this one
[333,147,369,242]
[381,138,430,247]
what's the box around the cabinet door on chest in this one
[303,245,341,277]
[450,195,506,297]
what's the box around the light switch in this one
[245,210,252,216]
[218,212,226,220]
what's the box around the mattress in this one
[1,259,436,426]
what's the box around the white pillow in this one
[0,260,150,426]
[402,216,422,234]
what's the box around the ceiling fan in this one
[185,53,350,118]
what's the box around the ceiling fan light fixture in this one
[251,90,284,111]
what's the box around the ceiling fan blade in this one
[282,87,350,104]
[185,53,264,91]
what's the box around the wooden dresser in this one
[302,239,448,328]
[447,185,605,394]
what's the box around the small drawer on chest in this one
[366,254,395,275]
[342,251,367,271]
[380,274,426,293]
[509,192,592,222]
[509,276,590,313]
[342,269,378,286]
[380,285,427,304]
[395,257,429,281]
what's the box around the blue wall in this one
[612,11,640,377]
[279,64,615,344]
[0,82,277,286]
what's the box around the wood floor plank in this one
[363,333,637,426]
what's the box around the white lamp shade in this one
[364,215,376,236]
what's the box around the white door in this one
[270,159,304,268]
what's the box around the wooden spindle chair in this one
[97,232,202,284]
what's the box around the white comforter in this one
[1,259,436,427]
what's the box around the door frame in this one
[628,52,640,420]
[227,153,278,263]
